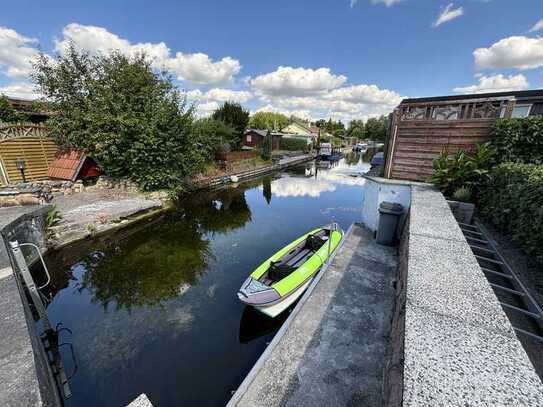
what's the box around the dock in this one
[228,224,398,406]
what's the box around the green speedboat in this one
[237,224,343,317]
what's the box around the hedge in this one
[479,162,543,262]
[279,137,307,151]
[492,116,543,165]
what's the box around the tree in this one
[191,117,237,162]
[32,46,199,191]
[364,115,389,142]
[260,131,272,161]
[0,96,28,123]
[347,119,365,140]
[212,101,249,149]
[249,111,289,131]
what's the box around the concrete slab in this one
[231,224,397,406]
[0,272,42,407]
[126,393,153,407]
[404,305,543,406]
[407,235,514,336]
[404,185,543,406]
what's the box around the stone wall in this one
[0,180,85,207]
[0,176,139,208]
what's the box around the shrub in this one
[479,163,543,262]
[427,142,494,197]
[280,137,307,151]
[452,186,472,203]
[260,133,272,161]
[45,205,62,227]
[191,118,237,163]
[212,102,249,149]
[491,117,543,165]
[32,46,201,191]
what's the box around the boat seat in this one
[286,248,311,267]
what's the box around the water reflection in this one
[77,221,210,310]
[266,155,369,198]
[238,306,290,343]
[39,153,373,407]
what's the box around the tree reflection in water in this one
[66,184,254,310]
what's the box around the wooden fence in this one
[384,99,514,181]
[216,150,257,162]
[0,123,58,185]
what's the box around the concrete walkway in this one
[49,191,163,246]
[230,224,397,406]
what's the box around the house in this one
[5,97,49,123]
[243,129,282,150]
[384,89,543,182]
[280,121,316,145]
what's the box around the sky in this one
[1,0,543,123]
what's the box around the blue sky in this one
[1,0,542,122]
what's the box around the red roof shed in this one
[48,150,101,181]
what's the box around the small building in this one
[243,129,282,150]
[47,150,101,181]
[384,89,543,182]
[281,121,317,145]
[6,97,49,124]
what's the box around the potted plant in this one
[427,143,494,224]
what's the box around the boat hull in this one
[253,277,313,318]
[237,225,343,318]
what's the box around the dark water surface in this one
[38,153,371,407]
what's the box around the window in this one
[246,135,252,142]
[511,104,532,118]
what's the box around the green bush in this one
[427,142,494,197]
[479,163,543,262]
[32,46,202,192]
[279,137,307,151]
[492,117,543,165]
[260,133,272,161]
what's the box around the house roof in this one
[401,89,543,105]
[245,129,268,137]
[281,122,311,134]
[48,150,89,181]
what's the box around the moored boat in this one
[237,224,343,317]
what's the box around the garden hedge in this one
[479,162,543,262]
[492,116,543,165]
[279,137,307,151]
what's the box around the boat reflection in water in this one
[238,304,293,344]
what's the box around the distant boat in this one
[370,152,384,167]
[237,224,343,318]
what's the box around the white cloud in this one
[371,0,402,6]
[0,27,40,78]
[474,36,543,70]
[325,84,402,106]
[194,101,219,117]
[453,74,529,94]
[167,53,241,85]
[252,77,403,123]
[529,18,543,33]
[0,82,42,99]
[255,104,315,121]
[250,66,346,97]
[186,87,253,116]
[204,88,252,103]
[55,23,241,85]
[433,3,464,28]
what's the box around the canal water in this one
[37,152,372,407]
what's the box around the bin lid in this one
[379,201,404,215]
